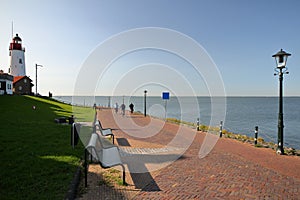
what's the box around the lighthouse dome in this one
[13,34,22,42]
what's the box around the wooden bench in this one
[95,120,115,144]
[85,133,125,185]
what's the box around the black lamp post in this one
[144,90,147,117]
[35,64,43,96]
[272,49,291,155]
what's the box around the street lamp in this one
[272,49,291,155]
[35,64,43,96]
[144,90,147,117]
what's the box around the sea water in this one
[55,96,300,149]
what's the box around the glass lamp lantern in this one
[272,49,291,69]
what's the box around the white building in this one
[8,33,26,76]
[0,70,13,95]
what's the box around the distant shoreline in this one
[54,95,300,97]
[53,96,300,151]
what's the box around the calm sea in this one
[55,96,300,149]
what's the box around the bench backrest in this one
[86,133,122,168]
[86,133,102,160]
[95,120,104,132]
[94,121,100,132]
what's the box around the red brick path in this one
[81,108,300,199]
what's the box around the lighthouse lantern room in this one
[9,33,26,76]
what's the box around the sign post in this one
[162,92,170,120]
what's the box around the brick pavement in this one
[78,108,300,199]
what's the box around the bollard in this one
[254,126,258,145]
[197,118,200,131]
[219,121,223,137]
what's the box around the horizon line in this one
[54,95,300,97]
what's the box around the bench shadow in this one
[117,137,161,191]
[123,153,186,192]
[117,138,131,146]
[129,169,161,191]
[115,135,189,192]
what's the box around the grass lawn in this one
[0,95,94,199]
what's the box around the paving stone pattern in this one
[78,109,300,200]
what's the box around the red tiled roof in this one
[13,76,25,83]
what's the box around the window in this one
[24,79,27,83]
[19,86,22,91]
[19,58,22,64]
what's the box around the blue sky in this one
[0,0,299,96]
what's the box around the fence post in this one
[254,126,258,145]
[219,121,223,137]
[197,118,200,131]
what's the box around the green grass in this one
[0,95,93,199]
[98,168,126,187]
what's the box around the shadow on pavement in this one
[117,138,131,146]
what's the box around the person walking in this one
[114,102,119,113]
[121,103,125,116]
[129,103,134,113]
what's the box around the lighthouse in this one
[9,33,26,76]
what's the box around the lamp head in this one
[272,49,291,69]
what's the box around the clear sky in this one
[0,0,299,96]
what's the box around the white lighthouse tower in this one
[9,33,26,76]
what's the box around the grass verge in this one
[0,95,93,199]
[166,117,300,156]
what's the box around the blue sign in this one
[162,92,170,100]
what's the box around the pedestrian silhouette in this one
[129,103,134,113]
[121,103,125,116]
[114,102,119,113]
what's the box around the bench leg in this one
[121,165,126,185]
[84,149,88,187]
[123,170,126,185]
